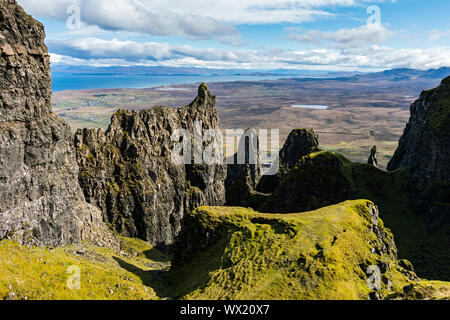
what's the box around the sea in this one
[51,73,292,92]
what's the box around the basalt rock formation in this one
[225,128,319,207]
[368,146,378,167]
[75,84,226,246]
[256,128,319,194]
[279,128,320,174]
[259,152,354,213]
[388,77,450,230]
[0,0,115,247]
[225,128,262,206]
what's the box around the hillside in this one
[169,200,448,300]
[0,236,169,300]
[257,151,450,281]
[1,201,449,300]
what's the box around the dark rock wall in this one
[388,77,450,229]
[225,128,262,206]
[75,85,226,246]
[0,0,115,247]
[257,128,319,194]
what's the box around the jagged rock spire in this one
[75,84,226,246]
[368,146,378,167]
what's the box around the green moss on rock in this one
[0,237,170,300]
[170,200,430,300]
[260,152,355,213]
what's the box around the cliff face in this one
[75,85,226,246]
[388,77,450,229]
[0,0,115,247]
[259,152,354,213]
[256,128,319,194]
[225,128,262,206]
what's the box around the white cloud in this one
[48,37,450,71]
[428,29,450,41]
[48,38,173,60]
[17,0,393,43]
[136,0,392,24]
[18,0,240,45]
[290,25,393,48]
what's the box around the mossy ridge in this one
[257,150,450,281]
[260,151,356,213]
[0,236,170,300]
[351,163,450,281]
[392,281,450,300]
[424,77,450,132]
[170,200,422,300]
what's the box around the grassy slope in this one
[1,152,448,300]
[1,199,448,300]
[261,151,450,281]
[0,236,171,300]
[170,200,425,300]
[351,163,450,281]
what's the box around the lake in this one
[291,105,330,110]
[51,73,292,92]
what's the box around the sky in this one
[17,0,450,71]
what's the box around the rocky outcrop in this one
[368,146,378,167]
[0,0,115,247]
[388,77,450,229]
[259,152,354,213]
[171,200,420,300]
[225,129,262,206]
[278,128,319,174]
[75,84,226,246]
[256,128,319,194]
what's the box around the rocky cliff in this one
[256,128,319,194]
[75,84,226,246]
[225,128,262,206]
[388,77,450,230]
[259,152,354,213]
[0,0,115,247]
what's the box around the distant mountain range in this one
[51,65,450,82]
[51,65,360,77]
[357,67,450,81]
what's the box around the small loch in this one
[291,105,330,110]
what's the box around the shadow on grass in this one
[113,256,174,298]
[143,248,172,263]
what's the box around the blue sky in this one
[17,0,450,71]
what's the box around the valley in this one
[52,71,445,169]
[1,0,450,302]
